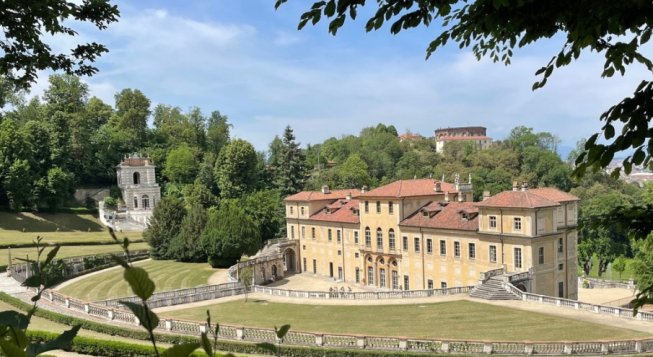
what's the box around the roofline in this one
[357,192,457,199]
[398,223,479,232]
[475,203,560,209]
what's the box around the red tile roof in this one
[310,199,360,224]
[400,201,479,231]
[436,136,491,141]
[285,189,359,202]
[476,190,560,209]
[529,188,579,203]
[358,179,458,198]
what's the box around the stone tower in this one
[116,153,161,224]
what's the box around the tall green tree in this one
[336,154,372,188]
[144,197,187,259]
[111,89,150,145]
[168,204,208,262]
[242,190,285,242]
[3,159,32,210]
[214,139,259,199]
[201,200,261,267]
[163,145,199,184]
[273,126,307,196]
[206,111,231,155]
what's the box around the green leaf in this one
[5,326,29,349]
[633,149,645,165]
[200,332,213,356]
[604,124,615,139]
[42,245,60,267]
[120,301,160,332]
[162,342,200,357]
[256,342,277,354]
[28,325,81,356]
[276,324,291,339]
[123,267,155,300]
[324,0,335,16]
[109,254,129,268]
[0,339,28,357]
[0,311,29,329]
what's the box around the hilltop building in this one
[283,179,578,299]
[435,126,493,153]
[115,153,161,225]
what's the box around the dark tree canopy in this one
[276,0,653,176]
[0,1,119,88]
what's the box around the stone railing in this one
[11,250,150,284]
[34,288,653,355]
[227,264,238,282]
[479,267,504,282]
[96,282,244,309]
[581,277,636,290]
[252,285,474,300]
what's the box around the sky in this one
[32,0,652,156]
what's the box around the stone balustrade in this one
[252,285,473,300]
[96,282,243,308]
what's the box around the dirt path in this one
[207,268,228,285]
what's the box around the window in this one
[514,247,522,269]
[312,259,316,274]
[365,227,371,247]
[469,243,476,260]
[558,263,564,271]
[337,230,341,243]
[303,258,306,272]
[489,215,497,229]
[490,245,497,263]
[379,268,386,288]
[142,195,149,209]
[289,206,294,215]
[133,172,140,185]
[338,250,342,256]
[454,241,461,257]
[538,247,544,264]
[389,229,396,250]
[388,201,394,214]
[414,237,421,253]
[328,229,332,241]
[302,245,306,250]
[355,252,359,258]
[402,236,408,251]
[440,240,446,256]
[133,197,138,208]
[514,217,522,231]
[404,275,410,290]
[355,268,360,283]
[291,226,295,239]
[441,281,447,289]
[376,228,383,250]
[427,279,434,289]
[364,201,369,213]
[558,281,564,298]
[376,201,381,213]
[354,231,359,244]
[426,239,433,254]
[367,267,374,285]
[301,226,305,239]
[300,207,305,216]
[311,227,316,239]
[392,271,399,289]
[558,238,564,253]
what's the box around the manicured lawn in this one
[579,256,636,281]
[0,242,150,266]
[160,300,647,341]
[59,260,216,301]
[0,211,142,246]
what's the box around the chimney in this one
[521,182,529,191]
[321,185,330,194]
[482,190,490,201]
[346,192,352,201]
[444,191,450,202]
[435,182,442,192]
[361,185,368,193]
[512,181,519,191]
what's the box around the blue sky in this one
[35,0,651,155]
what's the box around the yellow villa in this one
[284,179,579,299]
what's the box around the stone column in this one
[315,335,324,346]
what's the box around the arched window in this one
[376,228,383,251]
[133,172,140,185]
[389,229,396,251]
[364,227,371,248]
[142,195,149,209]
[133,197,138,209]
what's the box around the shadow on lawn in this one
[0,212,105,232]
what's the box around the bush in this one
[208,256,237,268]
[29,331,156,357]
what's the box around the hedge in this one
[2,292,450,357]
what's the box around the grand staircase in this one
[469,276,521,300]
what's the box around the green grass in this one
[160,300,648,341]
[0,242,150,266]
[59,260,216,301]
[0,211,143,246]
[579,256,636,281]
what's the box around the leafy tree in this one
[214,139,259,199]
[43,74,89,115]
[202,200,261,268]
[163,145,198,184]
[612,255,627,280]
[43,167,75,211]
[273,126,307,196]
[242,190,285,242]
[168,204,208,262]
[206,110,231,155]
[182,180,219,209]
[337,154,372,188]
[143,197,186,259]
[0,1,119,88]
[111,89,151,145]
[3,159,32,210]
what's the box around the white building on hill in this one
[116,153,161,225]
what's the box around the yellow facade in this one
[284,182,579,299]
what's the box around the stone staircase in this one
[469,276,521,300]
